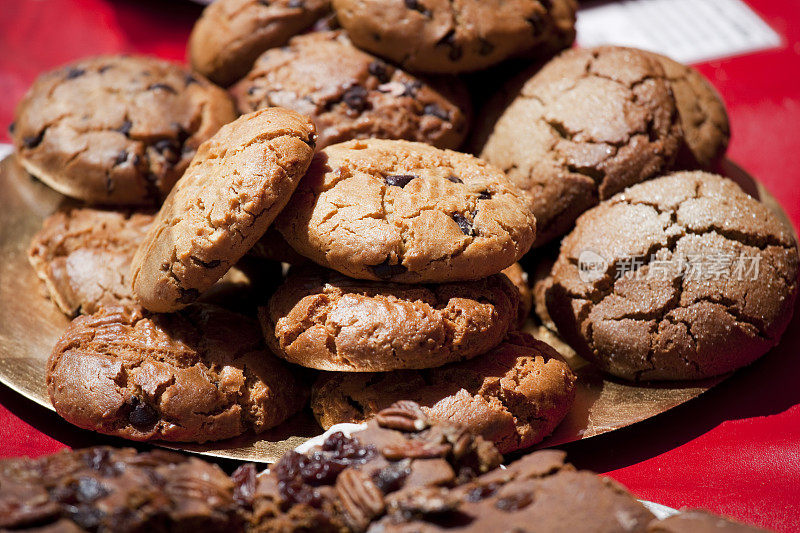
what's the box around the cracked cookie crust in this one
[28,208,153,317]
[543,172,799,381]
[46,305,307,443]
[332,0,576,74]
[131,107,316,313]
[188,0,331,87]
[260,267,520,371]
[11,55,237,205]
[275,139,536,283]
[479,46,683,247]
[310,332,576,453]
[232,31,471,150]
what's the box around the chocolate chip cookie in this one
[648,510,771,532]
[28,208,153,316]
[479,46,683,247]
[310,332,576,453]
[232,31,471,150]
[371,449,655,532]
[276,139,536,283]
[131,107,316,313]
[332,0,577,73]
[502,262,532,328]
[260,267,520,371]
[188,0,331,86]
[0,447,243,531]
[246,401,502,532]
[47,305,306,442]
[543,172,799,381]
[11,55,237,205]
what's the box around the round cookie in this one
[11,55,237,205]
[47,305,307,442]
[188,0,331,86]
[332,0,577,74]
[647,52,730,169]
[543,171,799,381]
[131,107,316,313]
[232,30,471,150]
[28,208,153,316]
[311,332,576,453]
[479,46,683,247]
[275,139,536,283]
[260,267,520,371]
[502,262,533,328]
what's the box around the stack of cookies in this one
[8,0,799,457]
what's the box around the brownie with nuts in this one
[0,446,243,532]
[244,401,502,532]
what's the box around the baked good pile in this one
[4,0,798,529]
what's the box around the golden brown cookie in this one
[11,55,236,205]
[47,305,307,442]
[543,172,799,381]
[188,0,331,86]
[260,267,520,371]
[232,31,471,150]
[275,139,536,283]
[131,107,316,312]
[310,332,576,453]
[502,262,533,328]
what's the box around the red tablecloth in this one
[1,1,799,530]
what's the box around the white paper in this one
[576,0,782,64]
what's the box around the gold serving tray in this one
[0,155,789,462]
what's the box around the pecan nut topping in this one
[375,400,430,432]
[336,469,385,532]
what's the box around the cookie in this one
[28,208,153,316]
[332,0,577,73]
[647,52,730,169]
[188,0,331,86]
[371,449,655,532]
[0,447,243,531]
[260,267,520,371]
[310,332,576,453]
[245,401,502,532]
[232,31,471,150]
[543,172,799,381]
[11,55,237,205]
[249,226,312,265]
[47,305,306,442]
[131,107,316,313]
[479,46,682,247]
[648,510,771,532]
[502,262,532,328]
[275,139,536,283]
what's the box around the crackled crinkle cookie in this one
[131,108,316,313]
[47,305,307,442]
[11,55,237,205]
[188,0,331,86]
[479,46,683,247]
[244,401,502,532]
[276,139,536,283]
[0,447,243,531]
[260,267,520,371]
[28,208,153,316]
[310,332,576,453]
[232,31,471,150]
[332,0,577,74]
[543,172,799,381]
[370,450,655,533]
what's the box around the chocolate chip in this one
[404,0,431,17]
[527,14,544,34]
[247,86,258,95]
[128,401,159,429]
[447,176,462,183]
[438,31,463,61]
[478,191,491,200]
[76,477,108,503]
[342,85,369,112]
[384,174,417,188]
[370,259,408,279]
[113,150,128,167]
[185,73,199,85]
[402,80,423,97]
[452,213,474,236]
[303,132,317,148]
[368,60,391,83]
[147,83,177,94]
[495,492,533,511]
[154,139,181,164]
[177,287,200,304]
[478,39,495,56]
[288,0,304,7]
[423,103,450,121]
[191,256,221,269]
[66,68,86,79]
[116,120,133,137]
[22,130,44,149]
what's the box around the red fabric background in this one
[1,1,799,530]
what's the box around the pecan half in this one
[375,401,430,432]
[336,469,385,532]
